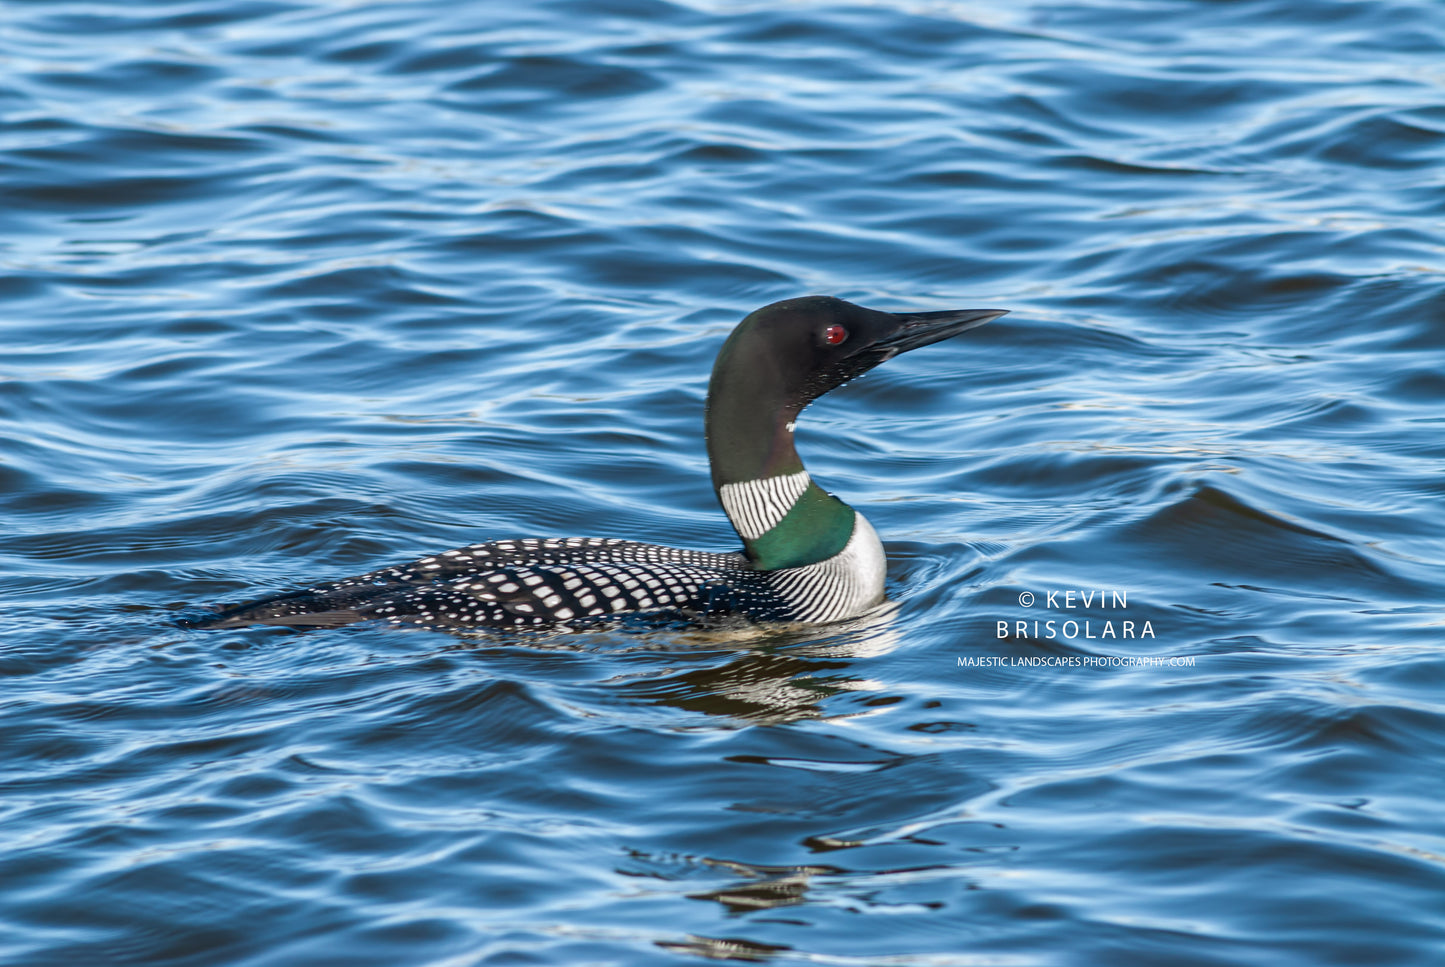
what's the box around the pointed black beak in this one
[875,308,1008,354]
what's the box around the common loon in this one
[194,296,1004,631]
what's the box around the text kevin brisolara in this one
[1004,588,1153,640]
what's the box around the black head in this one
[705,295,1006,485]
[710,295,1006,413]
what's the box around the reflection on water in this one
[597,612,902,725]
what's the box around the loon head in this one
[711,296,1005,421]
[705,296,1006,570]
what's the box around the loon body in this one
[195,296,1004,631]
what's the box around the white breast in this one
[764,511,887,623]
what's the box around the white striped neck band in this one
[718,471,811,540]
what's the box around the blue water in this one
[4,0,1444,963]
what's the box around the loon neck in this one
[701,294,1006,574]
[705,373,855,571]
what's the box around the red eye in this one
[824,324,848,345]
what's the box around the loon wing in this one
[187,537,780,631]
